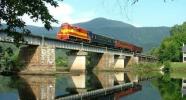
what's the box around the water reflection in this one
[0,72,147,100]
[0,72,186,100]
[96,72,115,88]
[16,75,55,100]
[182,78,186,97]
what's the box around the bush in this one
[163,61,171,73]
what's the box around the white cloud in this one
[21,2,96,27]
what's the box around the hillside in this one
[23,18,170,52]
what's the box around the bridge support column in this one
[93,53,114,71]
[114,55,125,70]
[67,50,87,72]
[125,56,139,67]
[18,45,56,74]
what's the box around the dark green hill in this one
[75,18,170,52]
[17,17,170,52]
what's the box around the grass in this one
[170,62,186,72]
[171,62,186,68]
[127,62,162,73]
[170,71,186,79]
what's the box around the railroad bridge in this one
[0,33,157,74]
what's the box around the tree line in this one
[150,22,186,62]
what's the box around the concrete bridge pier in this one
[93,53,114,71]
[138,56,157,63]
[114,55,125,70]
[139,56,146,62]
[67,50,87,72]
[125,56,139,67]
[18,45,56,74]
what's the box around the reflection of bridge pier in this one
[114,72,125,84]
[17,75,55,100]
[96,72,115,88]
[126,72,139,83]
[67,73,87,93]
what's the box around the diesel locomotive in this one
[56,23,142,53]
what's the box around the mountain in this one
[8,17,170,52]
[74,18,135,28]
[75,18,170,52]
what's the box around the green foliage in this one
[56,57,67,67]
[152,76,186,100]
[163,61,171,73]
[55,49,68,67]
[0,43,19,71]
[0,0,62,44]
[151,22,186,62]
[131,62,162,72]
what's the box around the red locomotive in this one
[56,23,90,42]
[57,23,143,53]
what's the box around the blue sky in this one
[23,0,186,27]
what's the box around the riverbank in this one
[170,62,186,72]
[127,62,162,72]
[0,62,163,76]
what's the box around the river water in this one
[0,71,185,100]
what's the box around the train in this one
[56,23,143,53]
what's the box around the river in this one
[0,71,185,100]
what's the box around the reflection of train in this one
[114,84,142,100]
[57,23,143,53]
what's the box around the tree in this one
[0,0,62,43]
[152,22,186,62]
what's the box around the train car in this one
[56,23,90,42]
[115,40,143,53]
[88,31,115,47]
[115,40,133,51]
[133,45,143,53]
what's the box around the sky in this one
[23,0,186,27]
